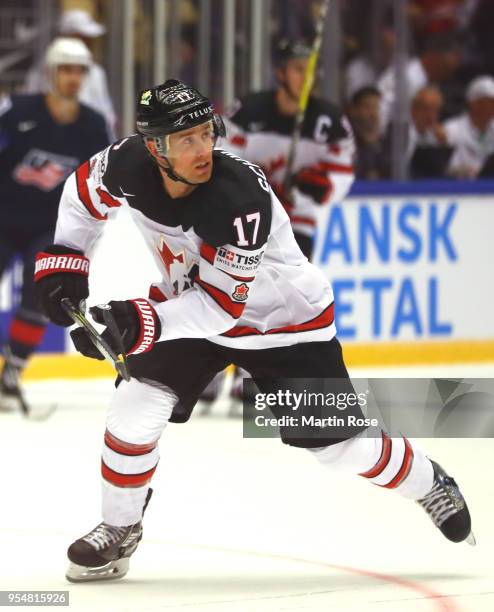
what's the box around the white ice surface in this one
[1,365,493,612]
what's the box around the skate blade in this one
[466,531,476,546]
[0,395,57,421]
[0,396,22,413]
[25,403,57,422]
[66,558,129,583]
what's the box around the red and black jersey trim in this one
[96,186,122,209]
[148,284,168,303]
[200,243,216,265]
[101,460,157,488]
[222,302,334,337]
[224,272,255,282]
[104,430,157,457]
[196,277,246,319]
[75,161,107,221]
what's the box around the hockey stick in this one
[283,0,331,195]
[61,298,131,382]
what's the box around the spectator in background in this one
[0,38,110,413]
[345,21,396,100]
[444,75,494,178]
[378,34,461,130]
[348,86,390,180]
[408,86,453,178]
[24,9,116,139]
[409,86,447,150]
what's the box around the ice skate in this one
[66,489,152,582]
[0,358,29,415]
[66,521,143,582]
[417,461,475,545]
[0,355,56,420]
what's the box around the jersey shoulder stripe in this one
[76,160,107,220]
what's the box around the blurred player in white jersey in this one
[224,39,355,260]
[34,80,474,583]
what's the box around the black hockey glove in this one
[294,164,333,204]
[70,299,161,360]
[34,245,90,327]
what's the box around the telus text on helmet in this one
[174,106,214,127]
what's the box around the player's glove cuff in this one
[126,299,161,355]
[34,244,90,327]
[90,299,161,357]
[34,246,89,282]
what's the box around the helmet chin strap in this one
[155,154,201,186]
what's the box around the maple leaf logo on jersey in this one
[232,283,249,302]
[156,236,197,296]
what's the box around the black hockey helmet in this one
[136,79,225,139]
[274,38,312,67]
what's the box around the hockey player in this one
[34,80,473,583]
[223,39,355,260]
[0,37,110,412]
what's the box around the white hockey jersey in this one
[223,91,355,236]
[54,136,336,350]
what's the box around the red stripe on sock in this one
[381,438,414,489]
[104,430,157,456]
[101,460,157,488]
[359,431,392,479]
[9,319,45,346]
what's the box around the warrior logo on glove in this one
[70,300,161,361]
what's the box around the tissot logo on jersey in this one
[215,246,265,274]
